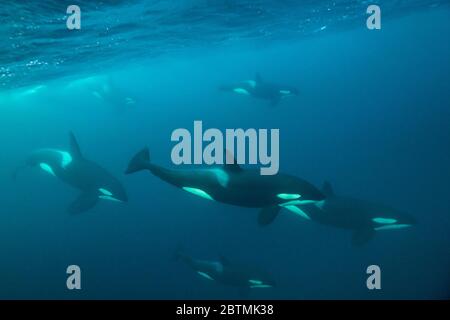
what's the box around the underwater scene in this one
[0,1,449,300]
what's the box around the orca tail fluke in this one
[125,148,150,174]
[68,191,99,214]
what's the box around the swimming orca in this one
[90,76,136,111]
[20,132,128,213]
[125,148,324,224]
[278,181,417,245]
[219,73,299,106]
[176,248,276,296]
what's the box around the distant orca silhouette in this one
[125,148,324,224]
[175,247,276,297]
[219,73,299,106]
[66,75,136,111]
[278,181,417,245]
[19,132,127,213]
[90,76,136,111]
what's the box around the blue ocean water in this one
[0,1,449,299]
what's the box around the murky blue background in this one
[0,1,449,299]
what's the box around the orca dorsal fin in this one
[255,72,263,84]
[220,255,232,267]
[322,181,334,197]
[69,132,83,159]
[224,149,243,173]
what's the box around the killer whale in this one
[219,73,299,106]
[125,148,324,224]
[21,132,128,213]
[275,181,417,245]
[176,248,276,296]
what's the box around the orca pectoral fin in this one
[351,228,375,246]
[258,206,281,226]
[322,181,334,197]
[68,191,99,214]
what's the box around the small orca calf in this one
[176,248,276,297]
[125,148,324,224]
[219,73,299,106]
[19,132,127,213]
[277,182,417,245]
